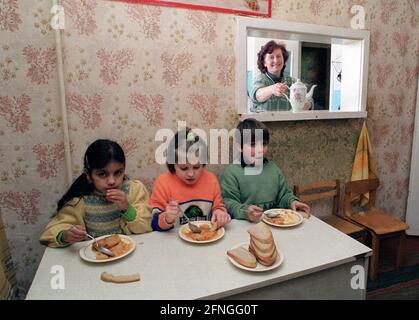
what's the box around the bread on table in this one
[97,234,121,249]
[227,246,257,268]
[100,272,140,284]
[250,235,276,254]
[248,243,278,266]
[248,221,275,244]
[247,222,278,267]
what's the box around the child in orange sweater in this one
[150,128,231,231]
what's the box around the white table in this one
[26,217,371,300]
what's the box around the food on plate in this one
[92,234,132,260]
[247,222,278,266]
[100,272,140,284]
[265,210,300,225]
[182,222,218,241]
[97,234,121,248]
[94,251,111,260]
[227,246,257,268]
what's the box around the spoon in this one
[183,214,201,233]
[188,222,201,233]
[265,210,281,218]
[174,201,201,233]
[86,233,115,257]
[181,211,201,233]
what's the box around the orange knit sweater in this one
[150,170,226,231]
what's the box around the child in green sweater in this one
[220,118,310,222]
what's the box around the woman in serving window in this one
[251,40,292,112]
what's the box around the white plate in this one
[262,209,303,228]
[178,221,225,244]
[79,234,136,263]
[227,242,284,272]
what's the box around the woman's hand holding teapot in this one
[271,82,288,97]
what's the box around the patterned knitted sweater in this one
[40,180,152,247]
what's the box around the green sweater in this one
[251,73,293,111]
[220,161,297,220]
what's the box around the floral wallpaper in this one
[0,0,417,298]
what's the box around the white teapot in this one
[284,79,317,112]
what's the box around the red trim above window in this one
[113,0,272,18]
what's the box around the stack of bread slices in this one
[248,222,278,267]
[227,222,278,269]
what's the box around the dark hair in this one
[235,119,270,167]
[257,40,289,76]
[57,139,126,212]
[166,127,207,174]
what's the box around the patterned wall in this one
[0,0,417,297]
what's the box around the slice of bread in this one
[250,235,276,254]
[248,222,274,244]
[249,242,277,265]
[250,240,275,259]
[249,239,276,260]
[227,246,257,268]
[258,253,278,266]
[100,272,140,283]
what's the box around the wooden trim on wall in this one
[406,81,419,235]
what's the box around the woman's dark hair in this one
[166,127,207,174]
[57,139,126,211]
[257,40,289,76]
[235,119,270,167]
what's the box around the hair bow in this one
[186,131,196,142]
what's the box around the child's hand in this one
[62,225,87,244]
[247,205,264,222]
[291,200,311,218]
[106,189,129,212]
[164,200,180,225]
[211,209,231,228]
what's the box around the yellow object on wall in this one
[351,121,378,206]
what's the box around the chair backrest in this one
[294,180,340,216]
[343,178,379,218]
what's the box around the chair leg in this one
[369,233,380,281]
[351,231,367,244]
[360,230,367,244]
[396,232,406,270]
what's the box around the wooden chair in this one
[294,180,367,244]
[343,178,409,280]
